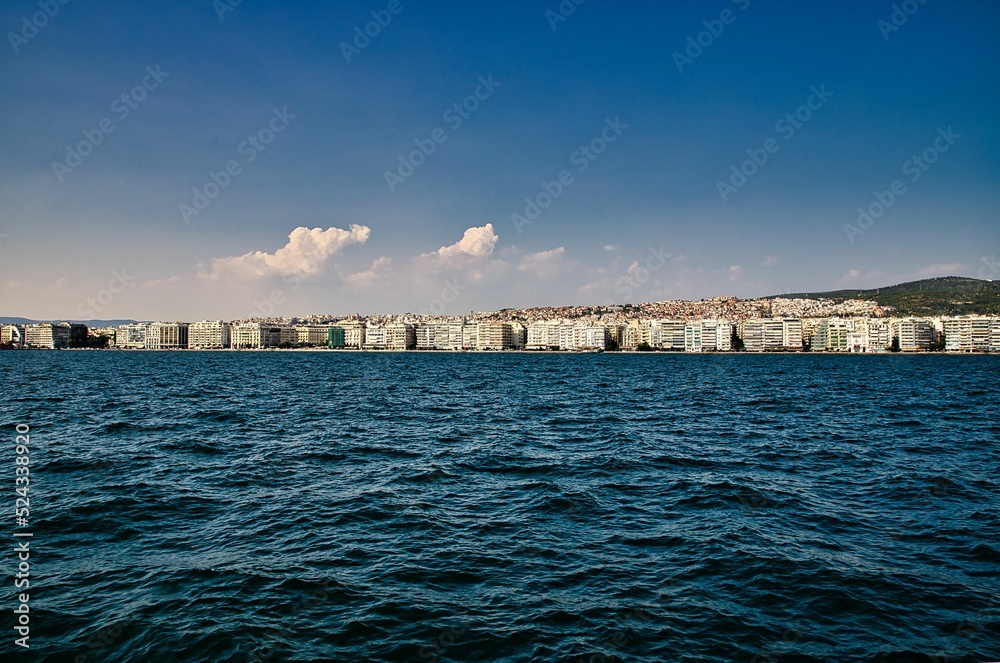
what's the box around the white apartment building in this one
[649,320,685,350]
[385,323,416,350]
[685,320,733,352]
[462,324,477,350]
[188,321,231,349]
[782,319,803,351]
[740,320,764,352]
[24,323,71,349]
[362,325,387,349]
[739,319,800,351]
[416,322,451,350]
[943,316,999,352]
[337,322,365,349]
[448,322,468,350]
[716,322,734,351]
[865,319,892,352]
[476,322,512,350]
[557,324,577,351]
[740,320,762,350]
[893,317,936,352]
[576,326,609,350]
[763,319,784,350]
[684,322,707,352]
[527,322,561,350]
[231,323,264,349]
[838,317,892,353]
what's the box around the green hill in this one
[770,276,1000,316]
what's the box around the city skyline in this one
[7,312,999,354]
[2,1,999,321]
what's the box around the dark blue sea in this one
[2,351,998,662]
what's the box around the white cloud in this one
[142,275,181,288]
[415,224,505,285]
[422,223,498,264]
[203,225,370,280]
[726,265,743,281]
[838,269,862,285]
[343,257,392,289]
[577,278,610,296]
[603,244,619,252]
[916,262,967,278]
[517,247,573,277]
[837,269,892,289]
[761,256,778,267]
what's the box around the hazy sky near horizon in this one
[1,0,998,320]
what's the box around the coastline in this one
[11,348,997,356]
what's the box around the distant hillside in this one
[770,276,1000,316]
[0,318,137,327]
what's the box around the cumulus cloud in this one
[203,225,370,280]
[415,225,505,284]
[603,244,619,252]
[517,247,573,277]
[726,265,743,281]
[342,257,392,289]
[761,256,778,267]
[422,224,498,264]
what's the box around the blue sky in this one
[1,0,998,320]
